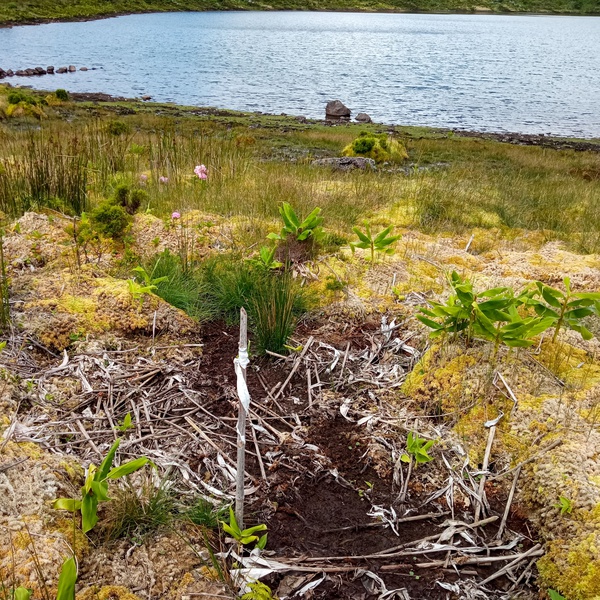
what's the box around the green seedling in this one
[248,246,283,271]
[12,556,77,600]
[527,277,600,342]
[401,431,435,467]
[115,412,134,432]
[548,590,566,600]
[267,202,323,242]
[54,439,149,533]
[350,221,401,264]
[221,506,267,549]
[555,496,573,515]
[240,581,277,600]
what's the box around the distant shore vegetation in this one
[0,0,598,26]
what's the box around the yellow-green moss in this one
[539,534,600,600]
[77,586,142,600]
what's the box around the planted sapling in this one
[267,202,323,243]
[221,506,267,550]
[350,221,401,265]
[527,277,600,342]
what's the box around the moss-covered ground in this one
[1,84,600,599]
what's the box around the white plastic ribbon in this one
[234,347,251,443]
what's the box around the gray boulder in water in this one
[325,99,351,120]
[356,112,372,123]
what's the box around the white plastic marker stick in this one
[235,307,250,529]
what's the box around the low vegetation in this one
[0,0,597,25]
[1,85,600,600]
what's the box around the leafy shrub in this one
[7,90,37,105]
[55,88,69,101]
[418,271,554,355]
[342,132,407,163]
[267,203,324,243]
[526,277,600,342]
[106,120,131,136]
[90,200,130,238]
[113,184,147,215]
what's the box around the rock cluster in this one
[0,65,90,78]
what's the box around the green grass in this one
[1,84,600,255]
[0,0,598,24]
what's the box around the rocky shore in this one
[0,65,92,78]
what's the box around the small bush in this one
[106,120,131,136]
[7,90,37,105]
[90,200,130,238]
[342,132,407,163]
[55,88,69,101]
[113,184,146,215]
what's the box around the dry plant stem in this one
[250,421,267,481]
[415,545,543,569]
[488,439,562,481]
[320,511,449,534]
[273,336,314,399]
[235,307,248,529]
[479,544,543,585]
[474,424,496,523]
[496,466,521,540]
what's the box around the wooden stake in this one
[235,308,249,529]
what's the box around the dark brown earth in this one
[193,320,539,600]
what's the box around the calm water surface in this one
[1,12,599,137]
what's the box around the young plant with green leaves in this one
[267,203,323,243]
[240,581,278,600]
[350,221,401,265]
[418,271,555,354]
[128,265,168,308]
[53,439,149,533]
[555,496,574,515]
[221,506,267,550]
[527,277,600,342]
[401,431,435,467]
[247,246,283,271]
[12,557,77,600]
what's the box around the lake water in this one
[1,11,599,137]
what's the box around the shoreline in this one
[1,6,600,28]
[3,83,599,149]
[65,90,600,151]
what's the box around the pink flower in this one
[139,174,148,182]
[171,211,181,220]
[159,176,169,184]
[194,164,208,180]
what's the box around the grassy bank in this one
[0,0,599,26]
[1,83,599,254]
